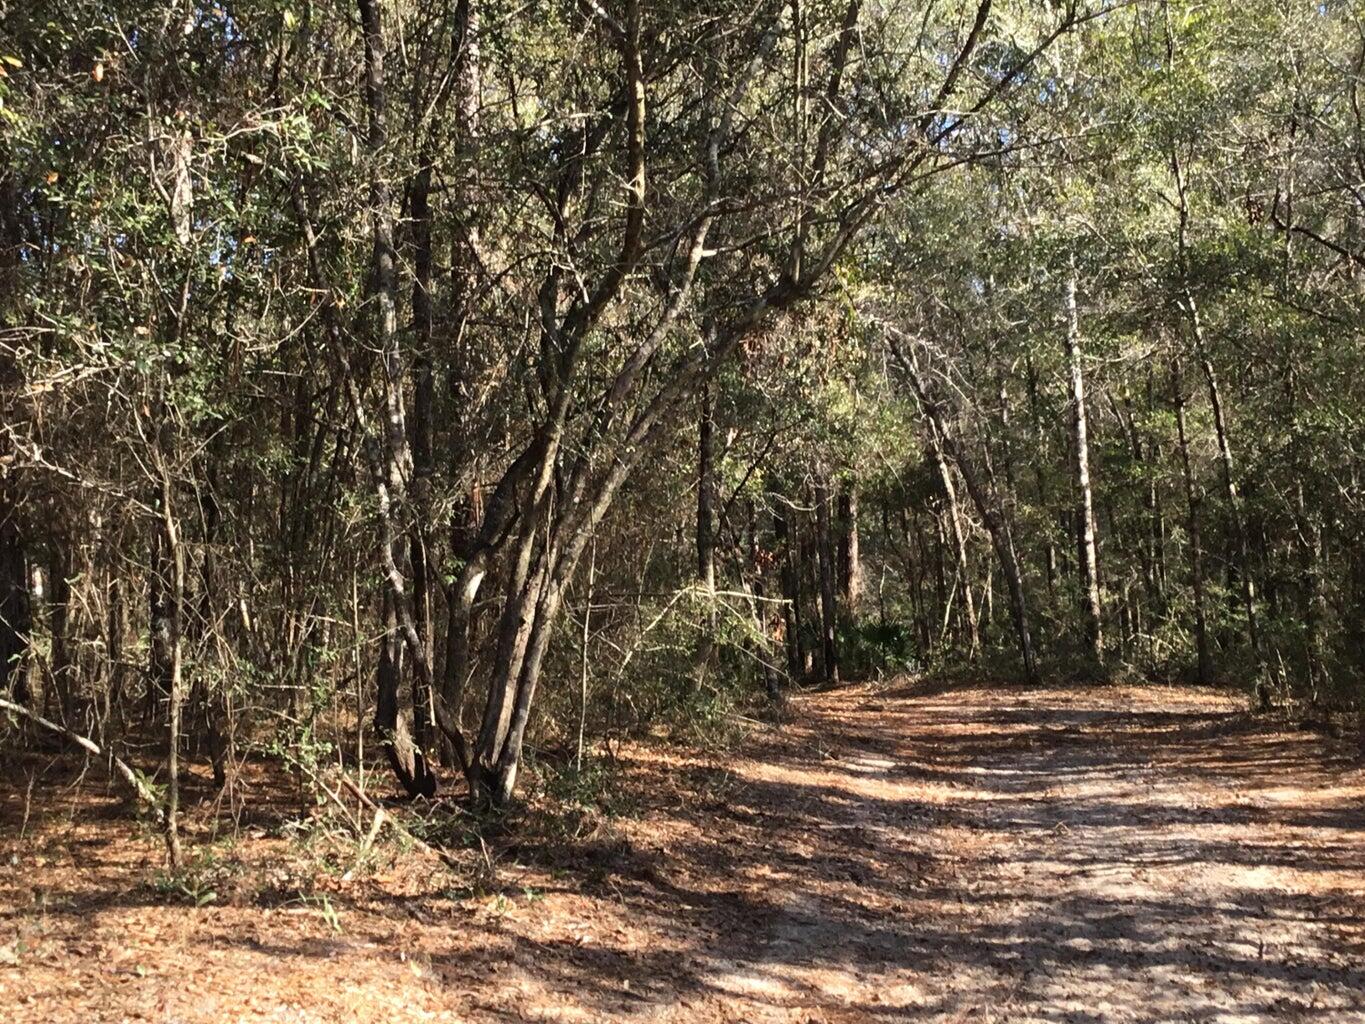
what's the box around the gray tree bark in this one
[1064,258,1104,666]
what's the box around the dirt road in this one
[5,683,1364,1022]
[670,684,1365,1023]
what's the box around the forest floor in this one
[3,681,1365,1024]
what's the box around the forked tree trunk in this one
[927,425,979,659]
[342,0,817,806]
[897,341,1039,682]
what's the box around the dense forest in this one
[3,0,1364,862]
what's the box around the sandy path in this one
[4,683,1364,1023]
[679,684,1365,1023]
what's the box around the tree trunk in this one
[1064,259,1104,666]
[1024,354,1058,593]
[48,546,75,725]
[377,588,435,797]
[1187,294,1266,696]
[928,426,979,659]
[155,451,186,870]
[408,158,436,756]
[576,537,595,770]
[1110,389,1159,611]
[357,0,439,794]
[102,573,126,742]
[1300,491,1326,699]
[747,500,782,701]
[441,493,482,765]
[692,384,718,687]
[1145,369,1167,598]
[930,504,948,628]
[0,510,29,704]
[904,511,932,652]
[1173,147,1266,699]
[436,0,481,768]
[149,515,175,720]
[837,487,861,616]
[773,497,804,680]
[697,385,717,593]
[814,477,840,685]
[1172,356,1211,685]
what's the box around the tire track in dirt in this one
[689,684,1365,1023]
[936,689,1365,1024]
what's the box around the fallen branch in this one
[336,772,464,872]
[0,696,167,825]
